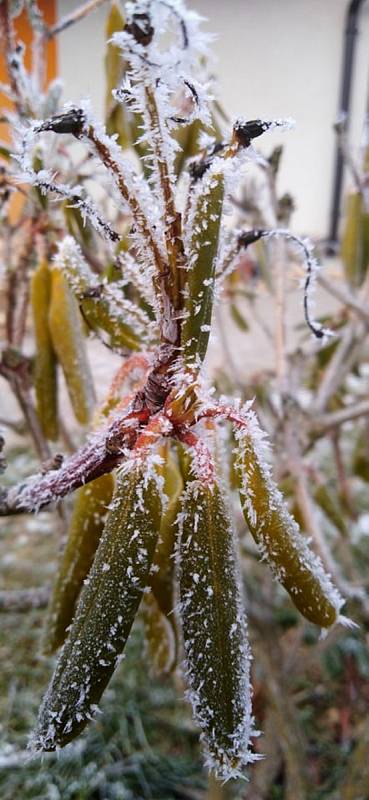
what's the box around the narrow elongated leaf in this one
[64,202,92,247]
[175,440,193,484]
[182,172,224,364]
[105,2,130,148]
[56,245,144,351]
[33,460,162,751]
[44,472,115,654]
[150,444,183,618]
[48,270,95,424]
[177,480,257,780]
[139,445,183,671]
[104,1,148,170]
[234,413,344,627]
[141,590,176,675]
[341,192,369,287]
[230,301,249,332]
[80,296,141,352]
[31,261,58,440]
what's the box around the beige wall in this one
[57,0,369,237]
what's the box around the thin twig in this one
[274,238,288,393]
[252,623,308,800]
[45,0,109,39]
[317,272,369,324]
[313,321,367,414]
[0,356,51,462]
[315,399,369,433]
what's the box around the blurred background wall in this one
[57,0,369,237]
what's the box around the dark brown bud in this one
[233,119,272,148]
[188,142,225,182]
[37,108,86,139]
[237,229,265,249]
[125,13,154,47]
[41,454,64,475]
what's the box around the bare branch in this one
[21,169,121,244]
[0,405,147,516]
[0,349,51,462]
[45,0,109,40]
[317,272,369,324]
[313,321,367,414]
[315,399,369,432]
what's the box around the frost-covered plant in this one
[0,0,354,783]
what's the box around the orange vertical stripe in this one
[0,0,57,124]
[0,1,57,218]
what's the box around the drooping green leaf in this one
[33,460,162,750]
[234,415,344,627]
[177,479,256,779]
[44,472,115,653]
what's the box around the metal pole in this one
[327,0,367,250]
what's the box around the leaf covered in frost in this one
[32,458,162,751]
[177,479,258,780]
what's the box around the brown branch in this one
[84,124,179,347]
[5,220,33,349]
[285,419,369,616]
[0,349,51,461]
[314,399,369,433]
[334,120,366,199]
[144,86,184,307]
[45,0,109,40]
[317,273,369,324]
[313,321,367,414]
[0,405,148,516]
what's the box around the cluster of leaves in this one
[1,0,369,796]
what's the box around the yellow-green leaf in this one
[48,270,95,424]
[234,417,344,627]
[105,2,130,149]
[341,192,369,287]
[31,261,58,440]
